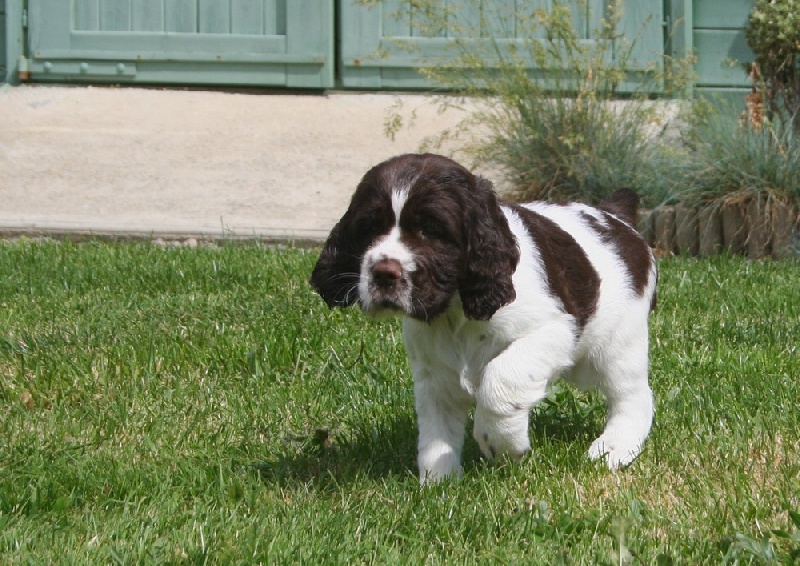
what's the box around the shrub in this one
[745,0,800,132]
[673,2,800,209]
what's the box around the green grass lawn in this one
[1,239,798,564]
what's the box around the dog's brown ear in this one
[458,177,520,320]
[598,188,639,226]
[310,219,360,308]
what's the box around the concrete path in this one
[0,85,475,244]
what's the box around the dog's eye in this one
[355,216,377,235]
[418,218,446,241]
[401,207,453,243]
[354,208,389,238]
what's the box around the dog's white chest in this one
[403,308,511,398]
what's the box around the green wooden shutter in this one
[339,0,664,91]
[26,0,334,88]
[693,0,753,91]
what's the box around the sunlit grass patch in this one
[0,240,797,563]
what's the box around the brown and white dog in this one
[310,153,657,484]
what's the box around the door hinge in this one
[22,8,28,28]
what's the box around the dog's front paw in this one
[472,405,530,462]
[418,449,463,485]
[588,434,643,470]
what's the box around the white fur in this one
[358,226,415,316]
[362,200,657,484]
[358,189,416,316]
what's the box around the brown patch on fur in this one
[512,205,600,329]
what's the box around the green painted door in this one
[0,1,6,82]
[26,0,334,88]
[339,0,664,91]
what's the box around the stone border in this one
[640,200,799,259]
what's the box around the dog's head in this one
[310,154,520,322]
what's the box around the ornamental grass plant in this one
[381,0,693,208]
[679,99,800,209]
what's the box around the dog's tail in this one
[598,188,639,227]
[598,188,657,312]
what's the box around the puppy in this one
[310,153,657,483]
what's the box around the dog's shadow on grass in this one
[252,414,420,486]
[252,394,604,487]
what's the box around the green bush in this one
[383,0,693,207]
[673,2,800,210]
[745,0,800,131]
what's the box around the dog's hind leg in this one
[588,332,654,470]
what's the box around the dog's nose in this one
[372,258,403,288]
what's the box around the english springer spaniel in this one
[310,153,657,484]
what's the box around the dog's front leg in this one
[473,324,576,463]
[413,370,470,485]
